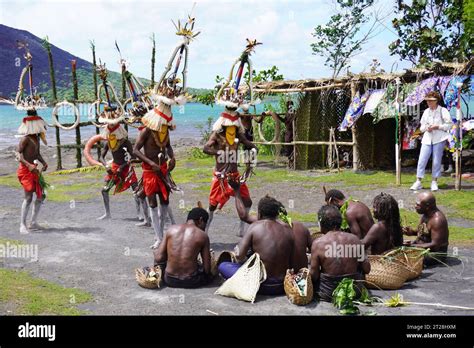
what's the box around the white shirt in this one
[419,106,452,145]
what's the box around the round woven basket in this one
[390,248,425,280]
[284,268,314,306]
[365,255,415,290]
[216,251,237,266]
[135,266,162,289]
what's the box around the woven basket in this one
[365,255,415,290]
[135,266,162,289]
[284,268,313,306]
[390,247,425,280]
[216,251,237,266]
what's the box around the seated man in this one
[403,192,449,266]
[325,189,374,239]
[310,205,370,302]
[361,193,403,255]
[230,179,312,271]
[153,207,212,288]
[218,195,296,296]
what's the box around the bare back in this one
[155,223,210,277]
[312,231,366,276]
[346,201,374,239]
[239,219,295,280]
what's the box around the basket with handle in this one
[215,253,266,303]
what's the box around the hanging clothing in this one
[443,76,467,110]
[402,119,418,150]
[363,89,386,115]
[372,83,416,124]
[404,77,440,106]
[339,91,371,131]
[438,76,451,97]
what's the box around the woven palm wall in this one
[295,88,351,169]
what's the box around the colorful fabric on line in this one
[372,83,416,124]
[339,91,371,131]
[438,76,451,97]
[443,75,467,110]
[363,89,386,115]
[404,77,439,106]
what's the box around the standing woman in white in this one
[411,91,453,192]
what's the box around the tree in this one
[389,0,471,65]
[311,0,383,79]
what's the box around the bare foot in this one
[136,220,151,227]
[150,240,160,249]
[28,222,44,231]
[97,214,111,220]
[137,215,144,221]
[20,224,30,234]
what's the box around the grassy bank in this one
[0,268,92,315]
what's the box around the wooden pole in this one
[254,83,346,94]
[350,82,359,171]
[90,41,101,160]
[42,37,62,170]
[455,82,464,190]
[395,78,402,185]
[150,33,156,89]
[121,63,128,132]
[253,140,355,146]
[72,60,82,168]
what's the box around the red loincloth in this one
[104,162,138,194]
[209,171,250,209]
[142,162,169,200]
[17,163,42,199]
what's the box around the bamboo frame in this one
[254,82,346,94]
[253,140,355,146]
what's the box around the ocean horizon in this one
[0,102,269,150]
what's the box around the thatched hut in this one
[253,61,472,171]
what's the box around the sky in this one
[0,0,412,88]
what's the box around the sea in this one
[0,103,268,151]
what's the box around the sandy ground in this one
[0,142,473,315]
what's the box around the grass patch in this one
[0,268,92,315]
[437,190,474,221]
[0,173,100,202]
[288,211,316,223]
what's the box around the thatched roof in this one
[253,60,472,94]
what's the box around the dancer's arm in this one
[203,132,219,156]
[166,142,175,172]
[37,152,48,171]
[238,132,257,151]
[99,143,109,167]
